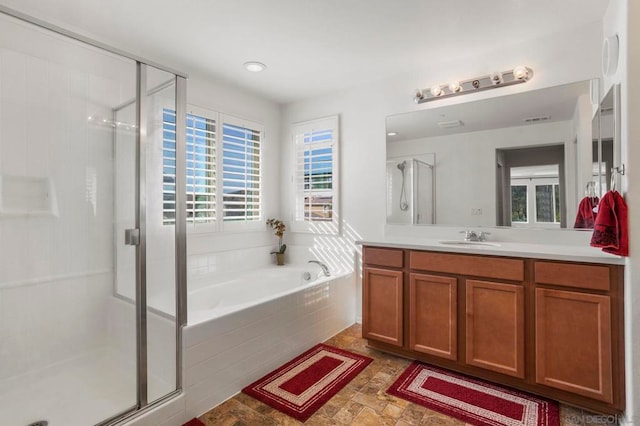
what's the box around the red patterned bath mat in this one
[242,343,373,421]
[387,362,559,426]
[182,418,205,426]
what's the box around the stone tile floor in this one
[198,324,615,425]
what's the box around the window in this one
[221,117,262,222]
[511,185,528,222]
[535,184,560,223]
[162,108,217,225]
[510,165,561,227]
[163,109,263,229]
[292,116,339,233]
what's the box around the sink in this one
[439,240,501,248]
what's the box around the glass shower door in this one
[0,11,139,426]
[0,9,185,426]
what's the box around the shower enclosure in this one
[386,157,435,225]
[0,7,186,426]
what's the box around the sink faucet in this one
[460,230,491,242]
[308,260,331,277]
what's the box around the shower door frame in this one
[0,5,188,426]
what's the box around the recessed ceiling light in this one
[387,132,398,136]
[243,61,267,72]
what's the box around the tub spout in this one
[308,260,331,277]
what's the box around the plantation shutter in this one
[221,117,262,222]
[163,108,216,225]
[292,116,339,232]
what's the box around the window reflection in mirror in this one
[497,146,564,228]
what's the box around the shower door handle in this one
[125,228,140,246]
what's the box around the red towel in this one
[574,196,599,228]
[590,190,628,256]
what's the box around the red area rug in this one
[388,362,559,426]
[242,343,373,421]
[182,418,205,426]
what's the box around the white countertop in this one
[357,237,625,265]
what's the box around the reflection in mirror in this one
[386,80,599,230]
[496,146,564,228]
[386,155,435,224]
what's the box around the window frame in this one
[290,115,340,235]
[220,113,264,232]
[161,106,264,234]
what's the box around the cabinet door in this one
[363,267,403,346]
[535,288,613,403]
[409,273,457,360]
[466,280,525,378]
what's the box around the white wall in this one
[184,72,283,281]
[281,21,604,323]
[603,1,640,424]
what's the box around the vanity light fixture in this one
[414,65,533,104]
[387,131,398,136]
[490,71,503,85]
[243,61,267,72]
[430,85,444,97]
[448,81,462,93]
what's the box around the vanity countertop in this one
[357,237,625,265]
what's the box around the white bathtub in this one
[182,262,356,418]
[187,265,341,324]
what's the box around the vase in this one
[276,253,285,266]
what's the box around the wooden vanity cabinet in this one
[465,279,525,378]
[533,261,618,404]
[409,273,457,360]
[361,245,625,414]
[362,248,404,346]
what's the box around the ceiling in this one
[386,80,592,141]
[0,0,609,104]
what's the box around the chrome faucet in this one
[460,230,491,242]
[308,260,331,277]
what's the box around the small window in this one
[511,185,528,223]
[221,116,262,222]
[535,184,560,223]
[292,116,339,233]
[162,108,217,225]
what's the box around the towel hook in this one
[611,164,625,191]
[611,173,616,191]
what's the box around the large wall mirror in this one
[386,79,616,231]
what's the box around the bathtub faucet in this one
[308,260,331,277]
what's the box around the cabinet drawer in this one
[364,247,404,268]
[534,261,610,291]
[410,251,524,281]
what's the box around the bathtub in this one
[181,262,356,418]
[187,265,340,324]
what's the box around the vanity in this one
[361,240,625,414]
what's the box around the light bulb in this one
[430,85,443,97]
[448,81,462,93]
[513,65,529,80]
[413,89,425,103]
